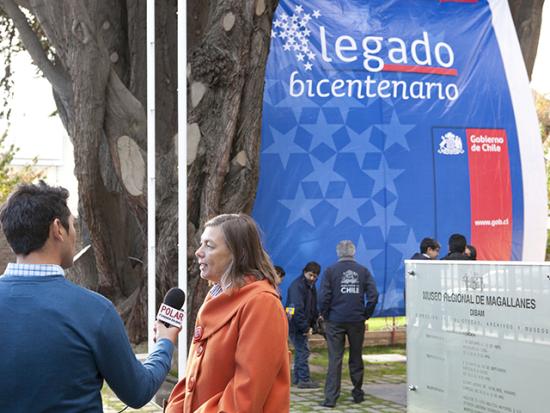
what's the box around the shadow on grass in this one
[306,343,407,384]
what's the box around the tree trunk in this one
[1,0,277,344]
[508,0,546,79]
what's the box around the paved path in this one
[102,378,406,413]
[102,364,407,413]
[290,376,406,413]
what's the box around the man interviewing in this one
[0,182,179,412]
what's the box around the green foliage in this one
[535,93,550,261]
[366,316,406,331]
[0,130,43,203]
[535,92,550,142]
[309,345,407,383]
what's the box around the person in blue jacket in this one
[0,182,180,412]
[319,240,379,408]
[410,237,440,260]
[285,261,321,389]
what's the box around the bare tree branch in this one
[0,0,72,100]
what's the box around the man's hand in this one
[153,321,181,345]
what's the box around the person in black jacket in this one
[441,233,470,260]
[319,240,379,408]
[410,237,440,260]
[285,261,321,389]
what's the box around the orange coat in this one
[165,279,290,412]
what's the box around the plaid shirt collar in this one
[3,263,65,277]
[209,284,223,297]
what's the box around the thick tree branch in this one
[0,0,72,100]
[12,0,30,10]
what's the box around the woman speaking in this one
[165,214,290,412]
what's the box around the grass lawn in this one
[308,344,407,384]
[366,316,406,331]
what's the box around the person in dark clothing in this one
[441,233,470,260]
[319,240,379,408]
[274,265,286,299]
[0,182,179,412]
[410,237,440,260]
[274,265,286,284]
[285,261,321,389]
[465,244,477,260]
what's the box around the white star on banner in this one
[263,126,306,168]
[365,202,404,240]
[355,234,384,270]
[302,155,346,196]
[272,5,317,68]
[364,156,404,195]
[340,124,381,165]
[374,111,415,151]
[302,109,343,152]
[392,228,420,261]
[279,186,322,227]
[326,185,369,225]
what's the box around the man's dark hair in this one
[420,237,440,254]
[0,182,71,255]
[448,233,467,254]
[302,261,321,275]
[274,265,286,278]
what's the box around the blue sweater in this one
[0,274,174,412]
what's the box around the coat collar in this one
[195,279,278,341]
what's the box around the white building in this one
[1,52,78,214]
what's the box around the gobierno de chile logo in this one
[272,4,460,102]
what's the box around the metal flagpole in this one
[146,0,156,354]
[177,0,188,378]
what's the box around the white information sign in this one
[406,261,550,413]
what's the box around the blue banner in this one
[252,0,545,316]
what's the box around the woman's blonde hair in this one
[204,213,279,292]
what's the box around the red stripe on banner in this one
[467,129,512,260]
[382,64,458,76]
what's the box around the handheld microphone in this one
[156,288,185,328]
